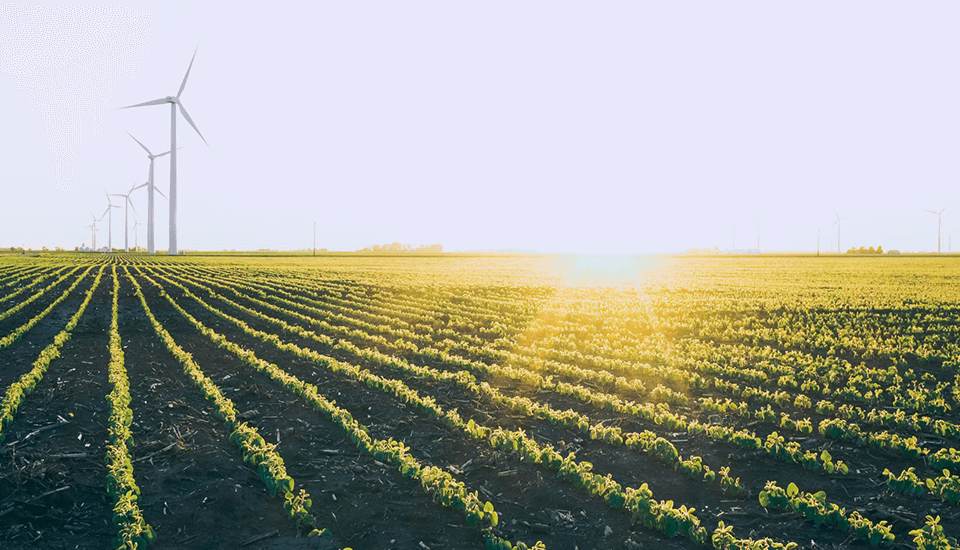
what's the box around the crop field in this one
[0,254,959,550]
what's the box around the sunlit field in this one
[1,253,958,550]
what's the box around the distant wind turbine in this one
[133,218,142,250]
[85,222,97,251]
[88,211,102,251]
[126,131,172,254]
[110,181,146,252]
[925,208,945,254]
[120,46,208,255]
[103,191,122,251]
[832,209,846,254]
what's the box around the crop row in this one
[213,266,960,459]
[125,269,327,540]
[128,268,545,550]
[171,265,960,447]
[104,266,155,549]
[0,266,82,324]
[146,269,746,496]
[0,266,94,350]
[0,266,104,443]
[133,267,800,550]
[149,267,862,475]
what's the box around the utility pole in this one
[313,222,316,257]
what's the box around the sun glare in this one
[549,254,667,287]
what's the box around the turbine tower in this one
[925,208,945,254]
[126,132,171,254]
[110,181,146,252]
[832,209,845,254]
[120,47,207,255]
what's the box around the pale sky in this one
[1,1,959,254]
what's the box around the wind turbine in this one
[832,209,845,254]
[133,218,142,250]
[126,132,171,254]
[88,211,102,251]
[110,181,146,252]
[84,222,97,251]
[120,47,207,255]
[925,208,945,254]
[103,191,122,251]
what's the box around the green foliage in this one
[910,515,958,550]
[759,481,893,546]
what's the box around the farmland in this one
[0,254,959,550]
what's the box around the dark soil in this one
[1,261,958,550]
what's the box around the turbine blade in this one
[926,210,938,214]
[126,131,153,155]
[178,103,208,145]
[155,149,172,158]
[178,46,199,98]
[155,186,168,200]
[941,208,946,214]
[128,198,139,217]
[132,182,148,191]
[119,97,169,109]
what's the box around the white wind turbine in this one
[832,209,846,253]
[88,211,102,251]
[120,47,207,255]
[925,208,945,254]
[103,191,122,251]
[126,131,171,254]
[133,218,142,250]
[85,222,97,251]
[110,181,146,252]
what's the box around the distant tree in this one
[846,245,884,254]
